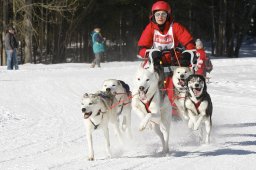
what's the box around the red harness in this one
[194,101,201,109]
[140,95,154,113]
[193,100,202,113]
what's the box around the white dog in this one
[81,91,123,161]
[102,79,132,138]
[132,50,172,153]
[185,74,213,143]
[172,67,192,120]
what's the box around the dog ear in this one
[185,75,192,86]
[139,62,145,69]
[200,75,207,92]
[148,60,155,73]
[200,75,206,82]
[117,80,121,86]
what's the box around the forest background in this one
[0,0,255,65]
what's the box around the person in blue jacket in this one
[91,28,105,68]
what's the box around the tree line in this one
[0,0,255,66]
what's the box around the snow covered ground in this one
[1,56,256,170]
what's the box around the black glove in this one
[192,52,198,65]
[151,51,162,66]
[180,51,198,67]
[179,52,190,66]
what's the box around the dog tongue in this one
[139,91,147,100]
[193,88,201,96]
[178,79,185,86]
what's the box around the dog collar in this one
[90,110,104,130]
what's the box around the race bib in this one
[153,23,174,50]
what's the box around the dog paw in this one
[162,148,169,154]
[122,124,127,131]
[193,126,199,131]
[188,120,194,129]
[139,120,149,131]
[193,124,199,130]
[106,153,112,159]
[88,157,94,161]
[183,115,189,120]
[193,122,201,130]
[139,123,146,131]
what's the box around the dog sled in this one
[140,48,199,117]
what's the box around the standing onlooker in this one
[195,39,208,77]
[90,28,105,68]
[5,26,19,70]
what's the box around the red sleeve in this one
[173,22,195,50]
[198,49,207,60]
[137,23,154,58]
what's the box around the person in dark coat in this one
[5,26,19,70]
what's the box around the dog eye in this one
[146,79,150,81]
[89,102,93,105]
[112,85,116,87]
[137,78,140,81]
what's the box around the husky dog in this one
[185,74,213,143]
[81,91,123,161]
[172,67,192,120]
[132,49,172,153]
[102,79,132,138]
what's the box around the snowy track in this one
[1,59,256,170]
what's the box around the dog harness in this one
[140,89,168,113]
[116,96,131,115]
[89,109,104,130]
[140,95,154,113]
[193,101,201,110]
[191,94,208,113]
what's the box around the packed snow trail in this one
[0,59,256,170]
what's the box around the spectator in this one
[90,28,105,68]
[195,39,208,77]
[5,26,19,70]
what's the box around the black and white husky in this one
[132,49,172,153]
[81,91,123,161]
[185,74,213,143]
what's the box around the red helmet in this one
[151,1,171,14]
